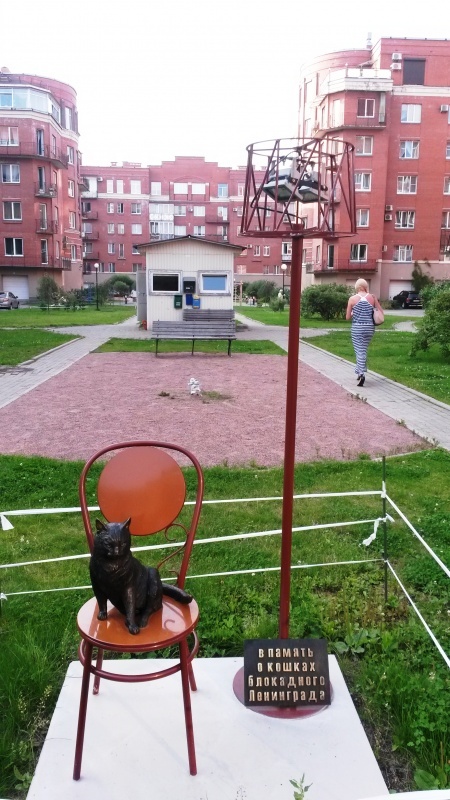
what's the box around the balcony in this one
[81,231,99,240]
[82,251,100,260]
[0,141,68,168]
[440,230,450,253]
[81,210,98,220]
[0,255,71,270]
[78,175,90,190]
[36,219,58,234]
[34,183,57,198]
[313,259,378,274]
[319,68,393,98]
[205,216,230,224]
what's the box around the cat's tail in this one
[162,583,193,604]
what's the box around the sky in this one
[2,0,449,169]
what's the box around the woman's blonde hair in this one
[355,278,369,292]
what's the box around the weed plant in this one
[0,450,449,796]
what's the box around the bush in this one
[37,276,61,310]
[411,287,450,357]
[420,280,450,309]
[301,283,350,320]
[245,280,277,304]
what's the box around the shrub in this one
[301,283,350,320]
[411,287,450,357]
[420,280,450,309]
[245,280,277,304]
[37,276,60,310]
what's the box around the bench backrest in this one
[183,309,235,321]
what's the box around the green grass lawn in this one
[0,305,136,328]
[235,304,416,331]
[0,329,78,366]
[95,338,286,355]
[1,449,449,796]
[306,330,450,405]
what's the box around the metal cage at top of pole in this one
[240,136,356,241]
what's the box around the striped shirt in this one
[352,296,374,327]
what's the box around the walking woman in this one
[346,278,383,387]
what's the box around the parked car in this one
[0,291,19,309]
[391,290,422,309]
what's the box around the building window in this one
[151,273,180,292]
[116,180,124,194]
[132,246,140,254]
[401,104,421,123]
[132,263,141,272]
[117,203,124,214]
[107,202,114,213]
[1,164,20,183]
[218,184,228,197]
[174,225,186,236]
[65,107,73,130]
[107,223,114,233]
[69,211,76,228]
[403,58,425,86]
[150,182,161,195]
[117,223,125,234]
[174,182,188,194]
[106,179,114,194]
[131,202,141,214]
[174,205,186,216]
[4,237,23,256]
[263,245,270,256]
[84,242,93,255]
[201,273,228,293]
[41,239,48,264]
[218,206,228,220]
[282,241,292,258]
[356,209,369,227]
[0,125,18,145]
[108,262,115,272]
[446,143,450,159]
[108,243,115,254]
[131,224,142,234]
[193,225,205,236]
[350,243,367,261]
[191,183,206,195]
[354,172,371,191]
[394,245,413,262]
[263,265,270,275]
[237,183,245,197]
[193,206,205,216]
[357,98,375,117]
[236,264,246,274]
[355,136,373,156]
[236,207,243,217]
[82,222,92,235]
[67,146,74,164]
[395,210,415,229]
[119,243,125,258]
[70,244,77,261]
[68,179,75,197]
[151,221,173,237]
[441,211,450,229]
[444,177,450,194]
[400,140,419,159]
[3,201,21,220]
[130,180,141,194]
[397,175,417,194]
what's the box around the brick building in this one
[0,67,83,300]
[298,37,450,299]
[80,157,293,292]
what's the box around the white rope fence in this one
[1,489,448,669]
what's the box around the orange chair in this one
[73,441,204,780]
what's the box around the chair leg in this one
[179,639,197,775]
[93,648,104,695]
[73,641,93,781]
[188,662,197,692]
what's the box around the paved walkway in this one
[1,312,450,451]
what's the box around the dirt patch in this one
[0,353,426,464]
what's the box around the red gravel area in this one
[0,353,425,465]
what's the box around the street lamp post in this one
[94,262,99,311]
[281,263,287,296]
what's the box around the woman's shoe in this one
[357,375,365,387]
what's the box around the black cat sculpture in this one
[90,518,193,634]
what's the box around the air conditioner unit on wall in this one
[440,105,449,113]
[385,205,393,211]
[392,52,402,61]
[391,63,402,71]
[384,214,393,221]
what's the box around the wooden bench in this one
[182,308,235,322]
[151,319,236,356]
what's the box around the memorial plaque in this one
[244,638,331,707]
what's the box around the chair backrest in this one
[79,441,204,588]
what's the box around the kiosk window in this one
[201,274,228,293]
[151,273,180,292]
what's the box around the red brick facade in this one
[0,69,83,299]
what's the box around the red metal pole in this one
[279,234,303,639]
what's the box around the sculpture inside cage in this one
[262,151,328,204]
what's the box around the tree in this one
[245,280,277,304]
[411,260,433,293]
[301,283,350,320]
[411,287,450,358]
[37,276,60,310]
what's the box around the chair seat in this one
[77,595,199,652]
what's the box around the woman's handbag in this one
[373,306,384,326]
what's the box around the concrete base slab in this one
[27,656,388,800]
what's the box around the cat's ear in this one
[95,519,107,532]
[123,517,132,530]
